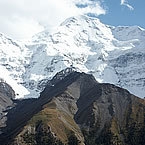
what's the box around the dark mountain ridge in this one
[0,70,145,145]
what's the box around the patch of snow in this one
[0,15,145,98]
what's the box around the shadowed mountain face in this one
[0,71,145,145]
[0,81,15,133]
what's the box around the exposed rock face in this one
[0,81,15,132]
[0,71,145,145]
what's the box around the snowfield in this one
[0,15,145,99]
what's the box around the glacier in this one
[0,15,145,99]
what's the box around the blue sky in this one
[0,0,144,39]
[99,0,145,28]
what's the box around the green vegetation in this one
[122,103,145,145]
[22,122,64,145]
[23,131,36,145]
[18,101,82,145]
[68,131,79,145]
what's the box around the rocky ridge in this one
[0,71,145,145]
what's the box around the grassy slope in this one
[13,100,83,145]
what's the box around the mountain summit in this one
[0,15,145,99]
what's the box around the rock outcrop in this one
[0,80,15,133]
[0,71,145,145]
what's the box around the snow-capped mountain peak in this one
[0,15,145,99]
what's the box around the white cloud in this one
[121,0,134,10]
[0,0,106,39]
[0,16,44,39]
[74,0,106,16]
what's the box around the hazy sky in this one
[0,0,144,39]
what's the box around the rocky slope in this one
[0,15,145,99]
[0,71,145,145]
[0,80,15,134]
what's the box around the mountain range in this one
[0,15,145,99]
[0,15,145,145]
